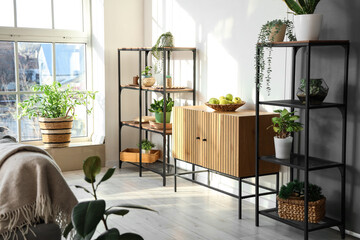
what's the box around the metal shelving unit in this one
[255,40,349,240]
[118,47,196,186]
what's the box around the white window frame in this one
[0,0,93,143]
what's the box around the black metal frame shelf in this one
[255,40,349,240]
[118,47,196,186]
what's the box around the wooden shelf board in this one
[122,121,172,135]
[121,85,194,93]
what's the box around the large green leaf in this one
[105,209,130,217]
[83,156,102,183]
[95,229,121,240]
[97,167,116,188]
[63,222,73,238]
[108,204,157,213]
[119,233,144,240]
[284,0,305,14]
[72,200,105,238]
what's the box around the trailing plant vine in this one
[151,32,174,73]
[255,19,296,95]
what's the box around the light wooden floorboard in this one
[63,164,357,240]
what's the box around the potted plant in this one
[283,0,322,40]
[151,32,174,73]
[149,97,174,123]
[141,66,155,87]
[63,156,156,240]
[137,139,155,154]
[296,78,329,104]
[268,109,303,159]
[278,180,325,223]
[18,81,96,148]
[256,19,296,94]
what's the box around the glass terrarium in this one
[296,78,329,105]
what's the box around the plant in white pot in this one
[149,97,174,123]
[283,0,322,40]
[268,109,303,159]
[137,139,155,154]
[18,82,96,148]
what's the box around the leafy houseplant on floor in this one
[283,0,322,40]
[151,32,174,73]
[296,78,329,104]
[63,156,156,240]
[137,139,155,154]
[149,97,174,123]
[18,82,96,148]
[268,109,303,159]
[256,19,296,94]
[141,66,155,87]
[278,180,326,223]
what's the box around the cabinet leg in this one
[174,158,177,192]
[239,178,242,219]
[119,160,123,169]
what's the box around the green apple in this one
[233,97,242,104]
[219,99,229,105]
[209,98,220,104]
[219,96,226,101]
[226,93,233,101]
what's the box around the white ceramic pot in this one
[141,149,150,154]
[294,14,323,41]
[274,136,293,159]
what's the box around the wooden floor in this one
[63,164,356,240]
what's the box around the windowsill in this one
[26,141,104,149]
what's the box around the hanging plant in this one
[151,32,174,73]
[255,19,296,95]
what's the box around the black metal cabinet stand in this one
[255,40,349,240]
[118,47,196,186]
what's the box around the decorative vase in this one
[294,14,323,41]
[296,78,329,105]
[274,136,293,159]
[155,112,171,123]
[39,117,73,148]
[269,24,286,42]
[166,76,172,88]
[141,75,155,87]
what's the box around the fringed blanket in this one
[0,136,77,239]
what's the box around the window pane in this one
[0,42,16,91]
[16,0,52,29]
[72,106,86,137]
[20,94,41,141]
[54,0,83,31]
[55,43,86,90]
[18,42,53,91]
[0,95,17,139]
[0,0,14,27]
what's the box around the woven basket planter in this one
[277,196,326,223]
[39,117,73,148]
[120,148,160,163]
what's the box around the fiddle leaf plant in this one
[148,97,174,113]
[18,81,96,119]
[255,19,296,95]
[151,32,174,73]
[283,0,321,15]
[268,109,303,139]
[64,156,156,240]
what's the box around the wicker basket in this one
[39,117,73,148]
[277,196,326,223]
[120,148,161,163]
[205,101,246,112]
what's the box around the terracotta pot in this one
[39,117,73,148]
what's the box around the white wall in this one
[104,0,144,166]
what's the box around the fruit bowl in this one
[205,101,246,112]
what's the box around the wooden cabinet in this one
[173,105,279,178]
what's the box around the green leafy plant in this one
[63,156,156,240]
[299,78,327,96]
[268,109,303,138]
[278,180,324,202]
[137,139,155,151]
[151,32,174,73]
[141,66,152,77]
[149,97,174,113]
[18,81,96,119]
[283,0,321,15]
[256,19,296,94]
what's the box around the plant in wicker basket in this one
[278,180,326,223]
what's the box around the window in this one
[0,0,91,142]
